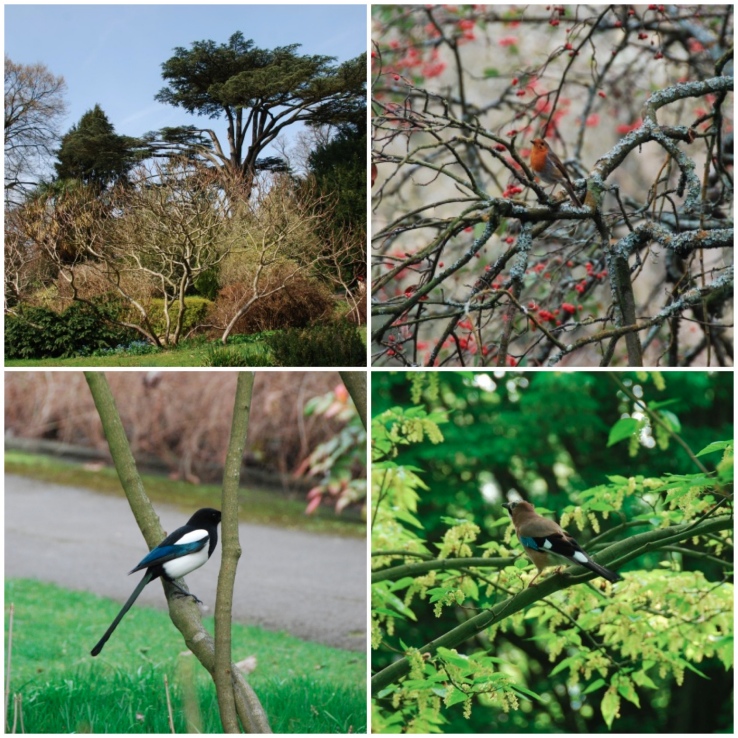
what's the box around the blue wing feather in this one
[519,535,540,551]
[131,538,207,572]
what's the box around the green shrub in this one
[193,268,220,300]
[5,307,62,360]
[147,297,211,338]
[266,320,366,367]
[5,301,139,360]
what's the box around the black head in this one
[187,508,221,527]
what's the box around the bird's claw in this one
[174,590,202,605]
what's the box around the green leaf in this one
[607,418,640,446]
[389,577,417,591]
[462,577,479,601]
[375,592,417,621]
[446,687,470,707]
[582,678,606,694]
[428,587,455,604]
[600,688,620,729]
[696,440,732,457]
[395,508,423,528]
[472,673,507,687]
[440,516,470,525]
[659,409,681,432]
[372,607,402,618]
[632,671,658,690]
[549,655,576,676]
[617,678,641,707]
[606,474,630,484]
[510,683,544,701]
[680,659,710,679]
[437,647,470,669]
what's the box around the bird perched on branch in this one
[529,138,582,206]
[503,500,620,586]
[91,508,221,656]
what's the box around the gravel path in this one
[5,474,366,651]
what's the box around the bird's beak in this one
[502,502,512,510]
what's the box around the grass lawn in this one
[5,579,366,733]
[4,329,368,368]
[5,340,266,368]
[5,451,365,537]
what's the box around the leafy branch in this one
[372,513,732,693]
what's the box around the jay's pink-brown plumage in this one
[503,500,621,586]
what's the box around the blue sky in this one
[5,4,367,168]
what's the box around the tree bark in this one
[214,372,255,732]
[339,371,367,430]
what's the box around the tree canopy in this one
[309,117,366,232]
[54,104,144,190]
[154,32,366,195]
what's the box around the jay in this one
[503,500,621,586]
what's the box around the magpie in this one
[91,507,221,657]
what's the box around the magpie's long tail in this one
[91,571,152,656]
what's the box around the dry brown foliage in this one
[4,206,55,310]
[206,268,335,335]
[5,371,349,485]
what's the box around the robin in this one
[529,138,582,206]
